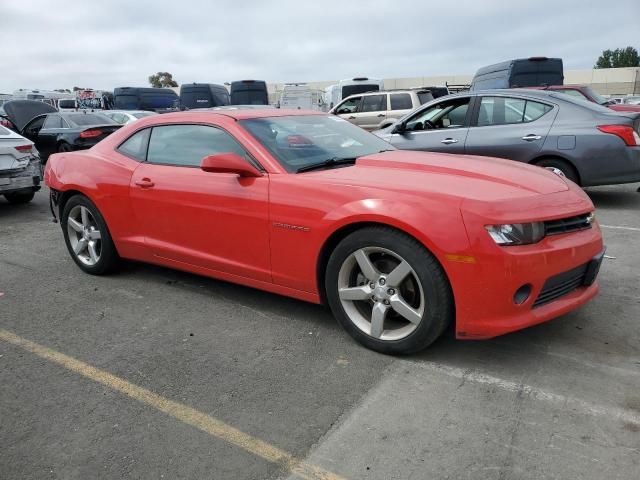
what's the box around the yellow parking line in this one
[0,329,344,480]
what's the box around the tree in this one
[148,72,178,88]
[595,46,640,68]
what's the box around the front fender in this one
[322,198,472,262]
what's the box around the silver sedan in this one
[373,89,640,187]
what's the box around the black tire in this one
[4,191,35,204]
[325,226,454,355]
[61,195,119,275]
[58,142,73,153]
[535,158,580,185]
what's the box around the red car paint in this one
[44,110,603,340]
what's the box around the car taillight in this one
[597,125,640,146]
[15,144,32,153]
[80,129,102,138]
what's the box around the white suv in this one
[329,89,434,130]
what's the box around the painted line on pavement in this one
[409,360,640,426]
[600,224,640,232]
[0,329,345,480]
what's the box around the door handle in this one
[135,178,155,188]
[348,116,356,119]
[440,138,459,144]
[522,134,542,141]
[377,114,385,117]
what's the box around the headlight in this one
[485,222,545,246]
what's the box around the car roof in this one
[105,110,152,114]
[157,108,325,121]
[462,88,560,98]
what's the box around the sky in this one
[2,0,639,93]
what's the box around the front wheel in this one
[61,195,119,275]
[325,227,454,354]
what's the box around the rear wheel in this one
[58,142,73,153]
[4,191,35,204]
[61,195,119,275]
[535,158,579,185]
[325,227,453,354]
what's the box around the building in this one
[267,67,640,104]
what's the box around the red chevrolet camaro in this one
[44,109,604,354]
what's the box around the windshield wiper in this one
[296,157,358,173]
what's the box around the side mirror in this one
[391,122,405,134]
[200,153,262,177]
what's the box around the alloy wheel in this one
[337,247,425,341]
[66,205,102,266]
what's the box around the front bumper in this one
[0,158,42,194]
[448,222,604,339]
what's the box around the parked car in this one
[113,87,179,112]
[229,80,269,105]
[622,96,640,106]
[45,109,603,354]
[330,89,435,131]
[0,106,15,129]
[470,57,564,91]
[2,100,122,160]
[529,85,640,113]
[0,125,42,204]
[373,89,640,187]
[102,110,158,125]
[179,83,230,110]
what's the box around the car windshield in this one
[65,114,113,126]
[240,115,395,172]
[132,112,155,119]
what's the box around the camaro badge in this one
[273,222,310,232]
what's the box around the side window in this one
[504,98,527,124]
[405,98,470,131]
[477,97,551,126]
[390,93,413,110]
[43,115,62,129]
[146,124,247,167]
[117,128,151,161]
[335,96,362,114]
[524,101,553,122]
[360,94,386,113]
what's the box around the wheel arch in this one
[529,154,581,185]
[315,221,453,306]
[57,188,87,218]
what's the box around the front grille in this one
[544,213,592,236]
[533,262,588,308]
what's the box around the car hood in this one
[3,100,57,132]
[302,150,569,202]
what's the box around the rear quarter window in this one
[117,128,151,161]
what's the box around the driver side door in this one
[128,123,271,281]
[387,96,474,153]
[332,96,363,125]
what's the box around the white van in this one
[279,83,314,110]
[324,77,384,110]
